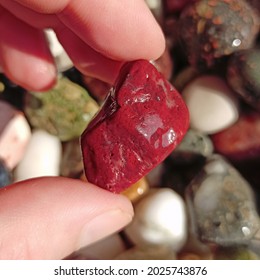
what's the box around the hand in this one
[0,0,165,91]
[0,0,165,259]
[0,177,133,259]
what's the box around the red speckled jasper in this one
[81,60,189,193]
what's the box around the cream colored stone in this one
[125,188,187,252]
[182,75,239,134]
[14,129,62,181]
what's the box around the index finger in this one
[14,0,166,61]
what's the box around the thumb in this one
[0,177,133,259]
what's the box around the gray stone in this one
[186,154,260,246]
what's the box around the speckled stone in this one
[211,110,260,188]
[25,76,99,141]
[178,0,260,69]
[170,129,214,163]
[186,154,260,246]
[227,48,260,111]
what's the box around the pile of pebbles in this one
[1,0,260,260]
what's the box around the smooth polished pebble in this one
[0,105,31,170]
[122,177,149,203]
[14,130,62,181]
[182,75,239,134]
[25,76,99,141]
[45,29,73,72]
[170,129,214,163]
[124,188,187,252]
[185,154,260,246]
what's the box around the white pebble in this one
[14,129,62,181]
[124,188,187,252]
[0,113,31,170]
[45,29,73,72]
[182,75,239,134]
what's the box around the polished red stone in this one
[211,111,260,161]
[81,60,189,193]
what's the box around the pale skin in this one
[0,0,165,259]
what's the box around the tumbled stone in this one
[81,60,189,193]
[185,154,260,246]
[124,188,187,251]
[211,111,260,162]
[45,29,73,72]
[122,177,149,203]
[182,75,239,134]
[25,76,99,141]
[211,111,260,188]
[14,130,62,181]
[178,0,260,69]
[227,48,260,111]
[170,129,214,163]
[146,152,206,196]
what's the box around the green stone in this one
[25,76,99,141]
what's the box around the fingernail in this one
[77,209,133,250]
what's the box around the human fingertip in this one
[77,208,133,250]
[5,60,57,92]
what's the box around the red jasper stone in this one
[211,111,260,161]
[81,60,189,193]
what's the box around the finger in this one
[0,0,58,28]
[55,26,123,84]
[2,0,166,61]
[13,0,69,13]
[58,0,166,61]
[0,177,133,260]
[0,8,57,91]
